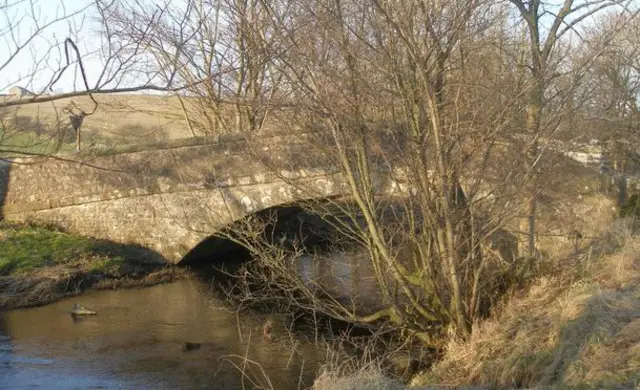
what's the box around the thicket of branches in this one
[2,0,639,345]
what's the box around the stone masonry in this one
[0,133,405,263]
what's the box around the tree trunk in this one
[521,84,542,258]
[75,128,81,153]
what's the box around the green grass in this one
[0,126,178,159]
[0,223,125,276]
[86,256,126,274]
[0,129,76,157]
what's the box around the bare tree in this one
[506,0,633,257]
[569,11,640,208]
[99,0,284,134]
[199,0,531,344]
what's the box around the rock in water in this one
[70,304,97,315]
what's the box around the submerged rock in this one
[182,341,215,352]
[183,342,201,352]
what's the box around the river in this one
[0,279,326,389]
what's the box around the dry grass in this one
[92,266,189,290]
[309,327,488,390]
[313,368,407,390]
[0,264,83,308]
[412,219,640,389]
[314,367,488,390]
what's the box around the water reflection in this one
[0,279,322,389]
[297,251,381,311]
[0,251,385,389]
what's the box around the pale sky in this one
[0,0,634,95]
[0,0,117,94]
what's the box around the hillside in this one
[0,94,195,146]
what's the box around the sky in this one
[0,0,152,95]
[0,0,634,95]
[0,0,99,93]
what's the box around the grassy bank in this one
[0,223,189,309]
[412,219,640,389]
[309,219,640,390]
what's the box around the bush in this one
[620,194,640,218]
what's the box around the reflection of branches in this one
[217,213,399,330]
[218,334,275,390]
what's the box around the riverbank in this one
[311,219,640,389]
[0,223,189,310]
[413,219,640,389]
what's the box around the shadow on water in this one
[180,203,337,281]
[180,232,251,283]
[179,202,380,339]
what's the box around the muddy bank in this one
[0,261,191,310]
[0,222,191,310]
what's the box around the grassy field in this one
[0,94,202,157]
[0,130,78,156]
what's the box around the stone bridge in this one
[0,133,407,263]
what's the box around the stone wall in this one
[0,133,401,262]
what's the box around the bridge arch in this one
[179,201,337,265]
[0,136,408,263]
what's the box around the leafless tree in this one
[568,10,640,208]
[190,0,533,344]
[506,0,634,257]
[99,0,284,134]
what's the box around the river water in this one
[0,279,326,389]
